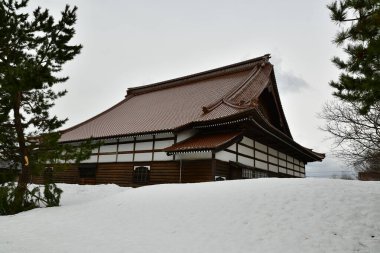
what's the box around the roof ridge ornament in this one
[201,57,271,114]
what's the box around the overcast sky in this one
[31,0,352,177]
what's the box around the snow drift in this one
[0,179,379,253]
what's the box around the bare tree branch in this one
[321,100,380,171]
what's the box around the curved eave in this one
[249,109,325,162]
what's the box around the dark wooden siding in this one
[181,160,213,183]
[32,166,80,184]
[95,161,181,187]
[53,167,80,184]
[33,161,181,187]
[150,161,180,184]
[215,160,230,179]
[96,163,134,186]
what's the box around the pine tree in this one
[327,0,380,114]
[0,0,95,214]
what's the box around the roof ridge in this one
[126,54,271,97]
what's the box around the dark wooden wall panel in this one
[53,166,79,184]
[96,163,134,187]
[31,176,45,185]
[182,160,213,183]
[150,161,180,184]
[32,166,79,184]
[33,160,215,186]
[95,161,181,187]
[215,160,230,178]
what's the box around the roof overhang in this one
[164,131,243,155]
[190,109,325,163]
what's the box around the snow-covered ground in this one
[0,179,379,253]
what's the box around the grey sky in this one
[32,0,348,177]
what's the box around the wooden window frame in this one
[133,165,150,184]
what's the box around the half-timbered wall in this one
[64,131,305,184]
[81,133,176,164]
[215,136,305,177]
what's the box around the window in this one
[133,166,150,184]
[242,168,254,179]
[255,171,267,178]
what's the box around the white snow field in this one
[0,179,379,253]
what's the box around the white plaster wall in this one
[255,141,267,152]
[269,164,278,172]
[279,159,287,167]
[135,141,153,151]
[238,144,253,157]
[226,144,236,152]
[215,151,236,162]
[155,140,175,149]
[255,150,267,161]
[238,155,254,167]
[82,155,98,163]
[118,143,134,152]
[98,154,117,163]
[99,144,117,153]
[154,152,172,161]
[268,155,278,164]
[255,160,267,170]
[134,152,153,161]
[268,147,277,156]
[241,137,254,147]
[118,154,133,162]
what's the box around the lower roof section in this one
[164,131,242,154]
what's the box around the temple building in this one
[41,54,324,186]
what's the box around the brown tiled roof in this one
[60,55,274,142]
[164,132,242,154]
